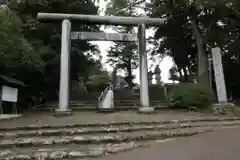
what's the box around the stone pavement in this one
[0,110,227,128]
[91,127,240,160]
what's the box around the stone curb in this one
[1,117,240,131]
[0,127,225,148]
[0,142,145,160]
[2,121,240,138]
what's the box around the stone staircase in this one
[1,117,240,159]
[34,88,168,111]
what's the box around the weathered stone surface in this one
[33,152,48,159]
[38,148,53,152]
[89,136,101,142]
[3,120,240,140]
[88,149,105,157]
[0,142,143,159]
[107,142,136,153]
[114,135,126,142]
[73,136,85,142]
[101,135,116,142]
[68,151,86,157]
[50,151,67,159]
[41,139,54,145]
[53,138,71,144]
[15,154,31,160]
[0,150,11,157]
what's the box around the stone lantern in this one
[148,71,153,84]
[154,65,161,84]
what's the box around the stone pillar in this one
[211,47,228,104]
[56,19,72,116]
[138,24,154,113]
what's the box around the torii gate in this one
[37,13,165,115]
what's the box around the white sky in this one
[90,0,174,83]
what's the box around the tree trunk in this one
[177,68,183,81]
[191,15,209,87]
[112,68,117,89]
[126,58,133,88]
[183,67,188,82]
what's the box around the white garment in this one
[100,90,114,109]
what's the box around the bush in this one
[167,83,214,109]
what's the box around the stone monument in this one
[211,47,233,115]
[211,47,227,104]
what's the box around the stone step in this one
[33,106,169,112]
[0,142,143,159]
[0,126,231,148]
[1,117,240,131]
[1,120,240,138]
[57,103,168,107]
[50,100,167,105]
[0,116,240,160]
[42,101,169,110]
[0,126,238,160]
[70,100,167,104]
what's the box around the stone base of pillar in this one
[138,107,155,114]
[212,103,234,116]
[54,109,72,117]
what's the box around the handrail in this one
[98,86,109,108]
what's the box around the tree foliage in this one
[107,39,138,88]
[105,3,139,88]
[1,0,106,103]
[106,0,240,99]
[3,0,240,104]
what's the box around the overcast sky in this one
[90,0,174,83]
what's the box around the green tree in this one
[107,37,138,88]
[105,0,240,100]
[106,1,140,88]
[6,0,105,101]
[105,0,232,87]
[0,7,46,95]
